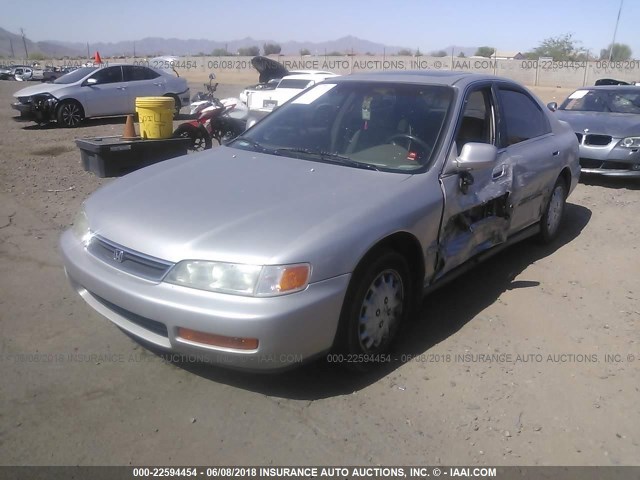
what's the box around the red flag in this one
[94,51,102,64]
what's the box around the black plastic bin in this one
[75,136,192,178]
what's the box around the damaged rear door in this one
[435,83,513,279]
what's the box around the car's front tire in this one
[56,100,85,128]
[336,249,412,370]
[538,176,567,243]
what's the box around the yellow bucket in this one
[135,96,175,139]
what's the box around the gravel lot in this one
[0,78,638,466]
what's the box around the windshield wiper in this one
[273,148,379,171]
[232,136,273,153]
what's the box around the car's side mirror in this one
[84,78,98,86]
[455,143,498,171]
[547,102,558,112]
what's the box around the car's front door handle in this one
[492,164,507,180]
[552,150,560,156]
[117,87,127,90]
[153,83,163,86]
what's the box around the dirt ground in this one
[0,78,638,467]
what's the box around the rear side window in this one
[123,66,160,81]
[498,89,550,146]
[90,66,123,84]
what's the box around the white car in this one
[11,64,190,127]
[240,70,338,105]
[244,72,339,111]
[13,66,44,81]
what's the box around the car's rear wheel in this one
[538,176,567,243]
[336,249,412,370]
[56,100,84,128]
[165,94,181,118]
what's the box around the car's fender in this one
[49,85,87,112]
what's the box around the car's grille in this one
[87,235,173,281]
[90,292,169,338]
[575,132,583,143]
[580,158,602,169]
[584,134,612,146]
[580,159,631,170]
[602,161,632,170]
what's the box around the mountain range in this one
[0,27,82,58]
[0,27,478,58]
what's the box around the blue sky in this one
[3,0,638,57]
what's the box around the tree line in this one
[472,34,632,61]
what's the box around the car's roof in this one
[579,85,640,91]
[329,70,508,87]
[282,72,339,81]
[288,70,337,76]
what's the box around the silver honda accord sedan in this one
[60,71,580,371]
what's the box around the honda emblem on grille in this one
[113,249,125,263]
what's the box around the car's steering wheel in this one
[387,133,432,159]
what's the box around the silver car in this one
[549,86,640,178]
[12,64,190,127]
[60,71,580,371]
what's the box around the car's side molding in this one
[422,223,540,298]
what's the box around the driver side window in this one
[90,66,123,85]
[455,88,494,154]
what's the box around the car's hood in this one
[12,82,69,98]
[554,110,640,137]
[251,56,289,84]
[85,147,414,269]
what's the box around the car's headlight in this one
[164,261,311,297]
[620,137,640,148]
[71,208,92,245]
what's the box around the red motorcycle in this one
[173,75,248,151]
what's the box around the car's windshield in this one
[560,89,640,114]
[54,67,97,84]
[230,81,453,172]
[278,79,312,89]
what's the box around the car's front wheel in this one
[336,249,412,369]
[538,176,567,243]
[56,100,84,128]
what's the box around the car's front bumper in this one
[578,142,640,178]
[11,101,34,115]
[59,230,350,371]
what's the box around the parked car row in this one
[4,52,635,372]
[0,64,41,81]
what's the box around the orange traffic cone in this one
[122,115,138,139]
[94,51,102,64]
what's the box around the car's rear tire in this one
[165,94,181,118]
[173,123,212,151]
[538,176,567,243]
[335,249,412,371]
[56,100,84,128]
